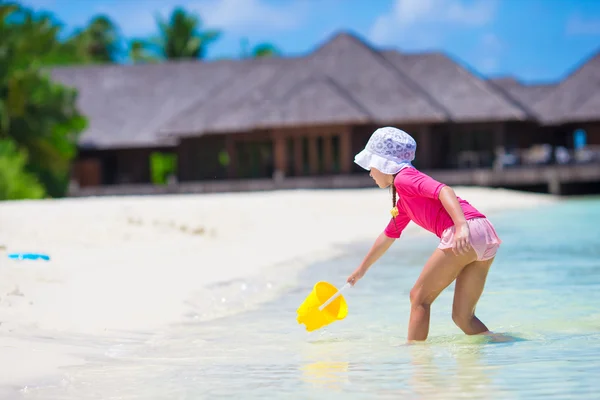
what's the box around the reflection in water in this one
[408,334,527,398]
[299,335,507,398]
[300,338,350,391]
[403,341,493,399]
[453,344,493,398]
[300,361,349,391]
[408,344,444,398]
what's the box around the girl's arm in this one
[438,185,470,255]
[347,232,395,286]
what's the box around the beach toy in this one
[297,281,350,332]
[8,252,50,261]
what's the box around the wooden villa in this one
[49,32,600,196]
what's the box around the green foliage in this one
[153,7,221,60]
[218,149,230,167]
[252,43,281,58]
[128,6,224,63]
[239,38,282,59]
[150,152,177,185]
[129,38,160,64]
[0,3,83,67]
[1,2,87,198]
[0,139,45,200]
[65,15,123,64]
[0,1,284,200]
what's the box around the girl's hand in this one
[347,266,367,286]
[453,223,472,255]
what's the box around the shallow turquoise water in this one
[19,196,600,399]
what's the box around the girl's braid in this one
[390,173,399,229]
[391,173,399,209]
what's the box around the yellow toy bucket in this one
[297,282,350,332]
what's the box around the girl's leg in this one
[408,248,477,341]
[451,257,494,335]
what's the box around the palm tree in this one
[239,39,281,59]
[251,43,281,58]
[154,7,220,59]
[128,38,159,64]
[1,3,82,67]
[1,3,86,197]
[66,15,121,63]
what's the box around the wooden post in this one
[418,125,433,169]
[494,122,506,149]
[294,136,303,176]
[226,136,237,179]
[339,128,352,174]
[493,122,507,170]
[323,134,333,174]
[272,131,287,178]
[176,142,188,181]
[548,169,562,195]
[308,135,319,175]
[75,159,102,187]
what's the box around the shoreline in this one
[0,186,559,391]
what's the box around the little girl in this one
[347,127,501,342]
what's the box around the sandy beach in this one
[0,186,558,389]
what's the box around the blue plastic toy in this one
[8,253,50,261]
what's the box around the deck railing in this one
[458,144,600,170]
[68,160,600,198]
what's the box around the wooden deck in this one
[68,163,600,197]
[427,163,600,195]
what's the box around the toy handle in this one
[319,282,351,311]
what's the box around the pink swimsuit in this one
[384,167,501,261]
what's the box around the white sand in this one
[0,186,557,387]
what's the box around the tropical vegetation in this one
[0,1,281,199]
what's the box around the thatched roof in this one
[382,51,529,122]
[532,51,600,124]
[160,33,449,138]
[49,32,599,149]
[50,60,244,149]
[254,76,373,128]
[487,77,557,119]
[490,77,556,104]
[304,34,448,123]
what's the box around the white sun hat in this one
[354,127,417,174]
